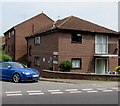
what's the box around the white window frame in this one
[95,58,108,74]
[35,36,40,45]
[95,35,108,54]
[11,30,15,36]
[8,32,11,38]
[34,57,40,66]
[72,58,81,69]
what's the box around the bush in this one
[0,53,12,62]
[59,61,72,72]
[115,66,120,74]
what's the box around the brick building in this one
[4,13,53,62]
[26,16,119,74]
[0,36,5,50]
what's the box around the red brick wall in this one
[15,14,53,61]
[28,32,59,72]
[5,13,53,62]
[4,31,15,60]
[27,30,119,73]
[108,36,118,71]
[58,32,95,73]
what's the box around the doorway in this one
[95,58,108,74]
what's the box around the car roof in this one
[1,62,20,64]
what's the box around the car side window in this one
[0,63,11,68]
[0,63,2,68]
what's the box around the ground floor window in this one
[72,58,81,69]
[34,57,40,66]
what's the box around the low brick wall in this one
[41,70,120,81]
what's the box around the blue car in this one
[0,62,40,83]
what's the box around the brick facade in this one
[4,13,53,62]
[4,13,119,74]
[27,30,119,73]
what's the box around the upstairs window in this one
[11,30,15,36]
[8,32,11,38]
[71,33,82,43]
[34,57,40,66]
[34,36,40,45]
[95,35,108,54]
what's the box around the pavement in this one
[40,77,119,85]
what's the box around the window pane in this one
[34,57,40,66]
[72,60,76,68]
[75,60,80,68]
[72,59,81,68]
[95,35,108,54]
[71,33,82,43]
[35,37,40,45]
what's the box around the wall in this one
[108,36,119,71]
[58,32,95,73]
[27,30,119,73]
[28,32,59,72]
[4,30,15,60]
[15,14,53,61]
[41,70,120,81]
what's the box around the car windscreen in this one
[11,63,25,69]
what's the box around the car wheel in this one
[12,73,21,83]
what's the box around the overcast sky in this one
[0,1,119,36]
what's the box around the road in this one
[1,79,119,104]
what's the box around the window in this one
[0,63,11,68]
[28,45,32,56]
[72,58,81,69]
[34,57,40,66]
[34,37,40,45]
[71,33,82,43]
[95,35,108,54]
[11,30,15,36]
[8,32,11,38]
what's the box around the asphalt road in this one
[1,79,119,104]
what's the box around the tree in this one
[0,51,12,62]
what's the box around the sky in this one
[0,1,119,36]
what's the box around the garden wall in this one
[41,70,120,81]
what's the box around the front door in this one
[95,59,108,74]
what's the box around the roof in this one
[4,12,54,34]
[54,16,118,34]
[15,12,54,28]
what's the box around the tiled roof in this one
[54,16,117,34]
[4,13,54,34]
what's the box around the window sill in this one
[71,41,82,44]
[72,67,81,70]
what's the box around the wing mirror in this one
[24,65,27,68]
[23,64,27,68]
[8,65,12,69]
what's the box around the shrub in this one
[115,66,120,74]
[0,53,12,62]
[59,61,72,72]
